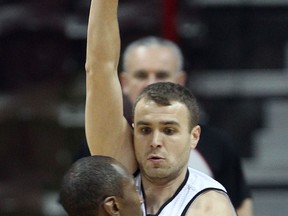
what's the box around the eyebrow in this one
[135,120,180,127]
[133,70,171,74]
[133,69,147,74]
[135,121,150,127]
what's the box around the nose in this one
[147,75,157,85]
[151,131,163,148]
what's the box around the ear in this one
[103,196,120,215]
[119,72,129,95]
[190,125,201,149]
[177,71,187,86]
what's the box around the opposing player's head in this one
[59,155,143,216]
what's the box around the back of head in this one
[59,156,124,216]
[134,82,199,129]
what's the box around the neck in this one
[142,168,188,215]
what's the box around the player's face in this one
[121,46,185,104]
[133,99,200,182]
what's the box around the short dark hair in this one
[133,82,199,130]
[59,155,125,216]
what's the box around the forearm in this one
[86,0,120,74]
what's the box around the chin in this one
[147,167,169,178]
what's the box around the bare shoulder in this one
[186,190,237,216]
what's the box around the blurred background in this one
[0,0,288,215]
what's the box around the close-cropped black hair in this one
[59,155,125,216]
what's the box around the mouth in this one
[148,154,164,161]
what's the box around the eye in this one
[156,72,170,80]
[139,127,152,135]
[134,71,148,80]
[163,127,176,135]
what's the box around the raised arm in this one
[85,0,137,173]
